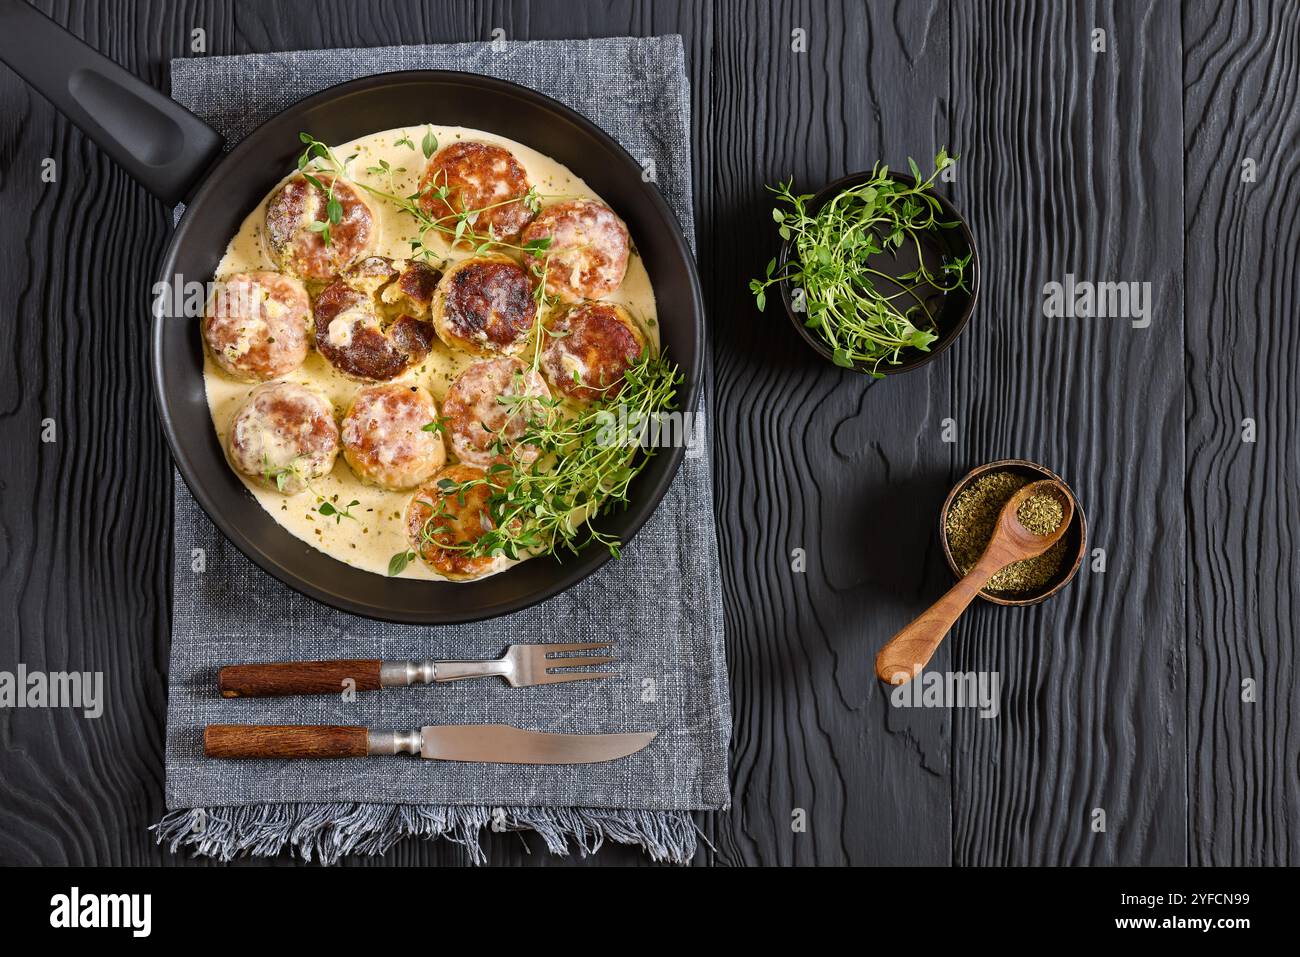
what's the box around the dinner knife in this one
[204,723,656,764]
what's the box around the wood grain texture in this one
[218,660,384,698]
[946,0,1187,865]
[0,0,1287,867]
[204,724,369,759]
[707,0,957,866]
[1183,0,1300,866]
[0,0,233,867]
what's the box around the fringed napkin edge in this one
[152,804,702,865]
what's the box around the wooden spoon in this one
[874,479,1075,685]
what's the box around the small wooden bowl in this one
[777,169,979,376]
[939,458,1087,606]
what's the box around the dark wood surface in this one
[0,0,1294,866]
[1183,0,1300,867]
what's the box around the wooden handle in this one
[204,725,370,759]
[875,547,1010,684]
[218,660,383,698]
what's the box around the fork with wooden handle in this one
[217,642,615,698]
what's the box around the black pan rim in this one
[150,69,706,625]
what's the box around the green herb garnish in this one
[388,550,416,577]
[297,133,345,246]
[750,150,970,376]
[296,132,552,266]
[260,454,301,493]
[317,498,360,524]
[388,353,681,575]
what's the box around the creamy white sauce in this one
[204,126,659,579]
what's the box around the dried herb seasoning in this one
[945,471,1068,596]
[1016,492,1065,536]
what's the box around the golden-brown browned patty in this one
[227,381,339,494]
[264,174,375,282]
[404,463,511,581]
[418,141,534,246]
[540,302,647,404]
[340,383,445,490]
[520,199,630,302]
[313,256,440,381]
[443,357,551,467]
[430,255,536,357]
[203,271,312,382]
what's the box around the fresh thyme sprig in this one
[364,157,407,193]
[296,131,546,262]
[750,150,971,376]
[259,453,357,524]
[317,498,360,524]
[388,352,682,575]
[296,130,560,355]
[296,133,353,246]
[259,452,298,493]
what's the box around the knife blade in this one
[417,724,654,764]
[204,723,656,764]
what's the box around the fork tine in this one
[546,655,615,670]
[535,641,613,655]
[532,671,613,685]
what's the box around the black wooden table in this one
[0,0,1294,867]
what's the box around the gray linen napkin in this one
[155,37,729,864]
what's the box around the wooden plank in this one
[946,0,1187,864]
[0,0,234,865]
[1183,0,1300,866]
[705,0,954,865]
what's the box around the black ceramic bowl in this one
[940,458,1087,606]
[777,169,979,375]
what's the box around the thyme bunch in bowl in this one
[750,151,972,376]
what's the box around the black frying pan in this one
[0,1,704,624]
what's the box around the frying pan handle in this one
[0,0,223,204]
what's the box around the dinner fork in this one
[217,642,616,698]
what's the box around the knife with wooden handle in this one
[204,723,657,764]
